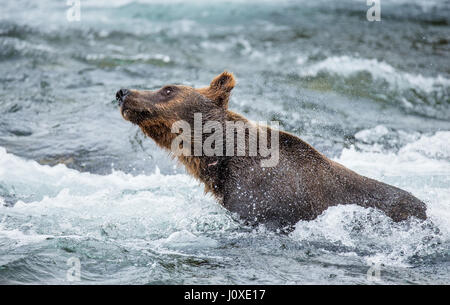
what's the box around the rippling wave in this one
[0,0,449,284]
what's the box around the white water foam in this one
[299,56,450,94]
[1,129,449,267]
[291,130,450,267]
[0,147,236,251]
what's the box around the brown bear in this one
[116,71,427,230]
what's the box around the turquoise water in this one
[0,0,449,284]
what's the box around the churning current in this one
[0,0,449,284]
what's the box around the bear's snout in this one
[116,88,130,106]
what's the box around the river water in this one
[0,0,449,284]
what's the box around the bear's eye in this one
[162,87,173,97]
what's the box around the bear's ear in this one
[210,71,235,92]
[208,71,235,108]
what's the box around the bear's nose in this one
[116,89,130,105]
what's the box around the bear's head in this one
[117,72,235,149]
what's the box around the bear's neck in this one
[177,154,228,200]
[140,121,177,150]
[176,111,250,198]
[140,110,250,200]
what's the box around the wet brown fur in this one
[119,72,427,230]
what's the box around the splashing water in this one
[1,129,449,284]
[1,0,449,284]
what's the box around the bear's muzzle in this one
[116,88,130,106]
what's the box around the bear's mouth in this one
[120,106,151,125]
